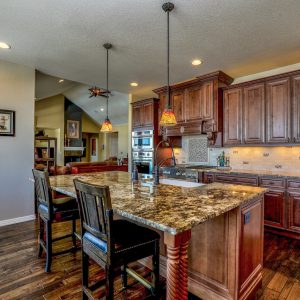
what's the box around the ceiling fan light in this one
[100,118,113,133]
[159,108,177,127]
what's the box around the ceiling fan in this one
[88,86,110,98]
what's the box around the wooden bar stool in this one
[74,179,160,300]
[33,169,80,272]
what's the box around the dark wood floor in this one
[0,220,299,300]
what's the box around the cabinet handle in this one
[288,137,290,143]
[294,137,296,143]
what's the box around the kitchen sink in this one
[159,178,206,188]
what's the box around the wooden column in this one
[164,230,191,300]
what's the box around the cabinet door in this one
[266,78,290,143]
[132,104,143,128]
[143,102,153,127]
[264,190,285,229]
[292,76,300,142]
[287,191,300,233]
[201,81,214,120]
[243,84,265,144]
[186,85,202,121]
[172,90,185,123]
[223,88,243,145]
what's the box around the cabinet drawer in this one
[214,174,258,186]
[260,178,286,189]
[287,180,300,190]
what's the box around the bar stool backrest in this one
[32,169,53,218]
[73,179,114,253]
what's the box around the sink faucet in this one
[154,136,176,185]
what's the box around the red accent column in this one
[164,230,191,300]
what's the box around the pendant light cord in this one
[167,9,170,108]
[106,47,109,119]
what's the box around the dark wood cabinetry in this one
[202,172,300,239]
[223,88,243,145]
[287,191,300,233]
[292,75,300,142]
[266,78,290,143]
[264,190,285,229]
[132,98,159,130]
[153,71,233,143]
[243,84,265,144]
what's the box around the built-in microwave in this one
[132,130,154,151]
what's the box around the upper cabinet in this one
[132,98,159,130]
[266,78,290,143]
[223,70,300,146]
[223,88,243,145]
[244,84,265,144]
[153,71,233,143]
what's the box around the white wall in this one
[0,60,35,224]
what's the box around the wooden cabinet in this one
[243,84,265,144]
[171,90,185,123]
[186,85,202,121]
[264,190,285,229]
[223,88,243,145]
[132,98,159,130]
[132,103,143,128]
[266,78,291,143]
[153,71,233,142]
[292,75,300,142]
[287,191,300,233]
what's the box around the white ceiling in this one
[1,0,300,99]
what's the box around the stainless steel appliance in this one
[132,130,154,151]
[132,151,154,174]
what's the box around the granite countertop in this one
[50,171,266,235]
[193,168,300,179]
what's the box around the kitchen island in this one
[50,171,266,300]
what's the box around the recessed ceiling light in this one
[100,108,104,112]
[192,59,202,66]
[58,79,64,83]
[130,82,138,87]
[0,42,11,49]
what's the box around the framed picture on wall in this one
[66,120,80,139]
[0,109,15,136]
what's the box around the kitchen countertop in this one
[50,171,266,235]
[189,167,300,179]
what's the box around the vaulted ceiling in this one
[1,0,300,100]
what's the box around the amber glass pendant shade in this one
[159,107,177,127]
[100,118,113,133]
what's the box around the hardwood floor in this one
[0,220,299,300]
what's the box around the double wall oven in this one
[132,130,154,174]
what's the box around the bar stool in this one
[33,169,80,272]
[73,179,160,300]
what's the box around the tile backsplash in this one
[174,135,300,172]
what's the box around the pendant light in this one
[100,43,113,133]
[159,2,177,127]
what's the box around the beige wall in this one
[82,113,100,133]
[35,94,65,165]
[0,60,35,223]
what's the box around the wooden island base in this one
[141,195,264,300]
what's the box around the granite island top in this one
[50,171,267,235]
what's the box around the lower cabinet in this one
[264,190,285,229]
[202,173,300,239]
[287,191,300,233]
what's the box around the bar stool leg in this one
[152,240,160,297]
[82,252,89,300]
[121,264,128,289]
[106,265,114,300]
[45,220,52,273]
[38,217,44,258]
[72,218,77,249]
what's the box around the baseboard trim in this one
[0,215,36,227]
